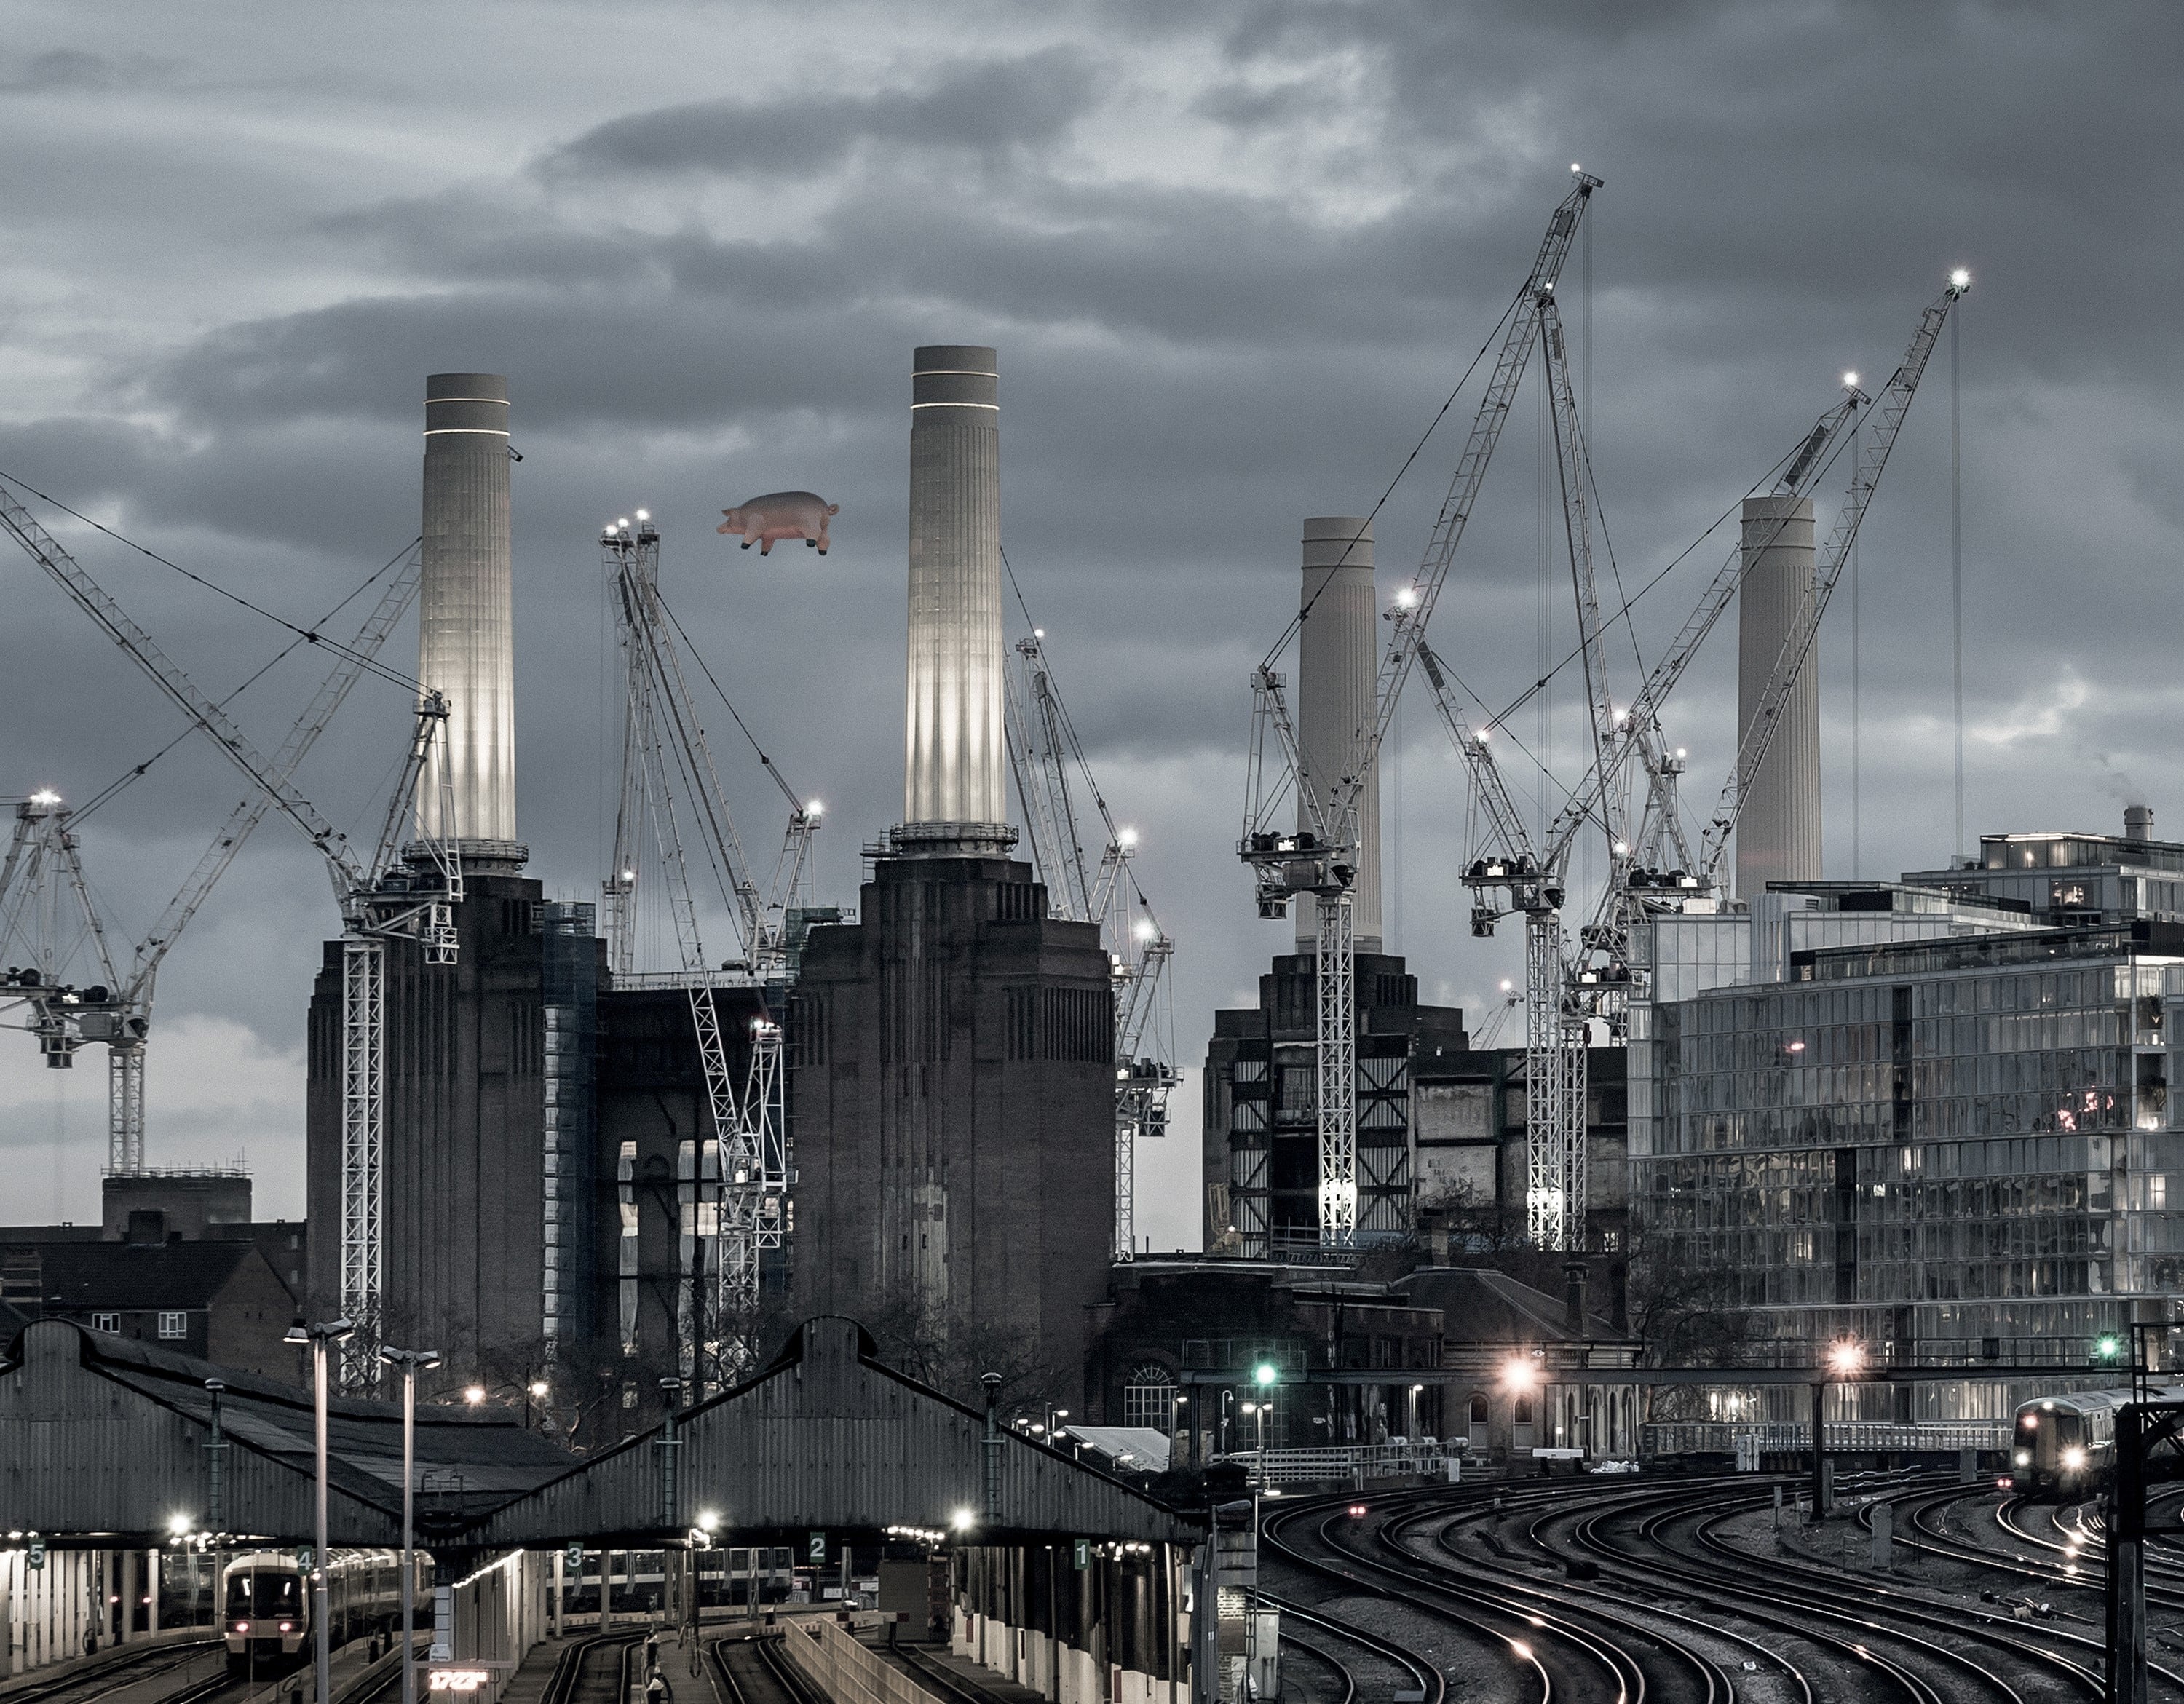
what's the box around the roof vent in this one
[2126,804,2153,842]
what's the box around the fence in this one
[1214,1440,1465,1486]
[1643,1420,2009,1456]
[774,1617,930,1704]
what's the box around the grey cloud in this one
[546,46,1101,180]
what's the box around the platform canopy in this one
[477,1317,1202,1548]
[0,1317,1200,1551]
[0,1320,575,1545]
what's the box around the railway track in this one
[1270,1471,2165,1704]
[705,1633,820,1704]
[540,1630,644,1704]
[6,1643,226,1704]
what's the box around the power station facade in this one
[788,346,1115,1385]
[304,352,1115,1406]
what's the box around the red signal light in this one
[1347,1504,1368,1518]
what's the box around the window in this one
[1468,1392,1489,1426]
[1123,1363,1178,1430]
[157,1311,187,1339]
[1514,1396,1534,1426]
[91,1312,119,1334]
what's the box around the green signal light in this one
[2096,1335,2121,1360]
[1254,1363,1278,1388]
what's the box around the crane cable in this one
[1000,547,1163,929]
[0,467,424,696]
[72,536,423,824]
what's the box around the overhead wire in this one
[0,468,424,695]
[72,536,422,824]
[651,587,807,814]
[1261,291,1524,673]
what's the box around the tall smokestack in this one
[1296,517,1382,954]
[900,345,1011,853]
[1734,495,1819,900]
[418,372,521,862]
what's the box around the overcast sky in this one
[1,1,2176,1242]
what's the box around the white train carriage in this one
[223,1550,429,1673]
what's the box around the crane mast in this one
[1449,275,1967,1250]
[600,514,816,1390]
[1005,633,1179,1259]
[1240,173,1600,1251]
[0,478,459,1387]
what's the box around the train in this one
[223,1550,430,1675]
[2009,1384,2184,1498]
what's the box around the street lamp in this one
[379,1345,440,1704]
[283,1317,354,1704]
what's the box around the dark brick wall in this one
[786,854,1114,1395]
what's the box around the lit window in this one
[1123,1363,1176,1429]
[91,1312,120,1334]
[2154,1176,2169,1210]
[158,1312,188,1339]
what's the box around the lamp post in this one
[283,1317,354,1704]
[1814,1339,1863,1517]
[379,1345,440,1704]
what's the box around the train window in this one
[228,1573,302,1616]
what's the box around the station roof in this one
[0,1315,1202,1551]
[1394,1267,1626,1347]
[0,1320,575,1545]
[477,1317,1203,1548]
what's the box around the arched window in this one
[1468,1392,1489,1427]
[1514,1395,1535,1426]
[1123,1362,1177,1429]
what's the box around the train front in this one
[225,1554,308,1670]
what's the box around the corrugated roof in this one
[0,1320,579,1542]
[479,1317,1203,1547]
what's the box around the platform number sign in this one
[1072,1540,1088,1572]
[297,1547,315,1573]
[807,1531,827,1566]
[566,1543,584,1571]
[25,1534,43,1572]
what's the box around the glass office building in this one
[1631,819,2184,1410]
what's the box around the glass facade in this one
[1637,897,2184,1388]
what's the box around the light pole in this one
[379,1345,440,1704]
[283,1317,354,1704]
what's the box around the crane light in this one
[1395,587,1418,609]
[1118,828,1139,849]
[634,509,649,521]
[1950,267,1972,290]
[1843,371,1859,389]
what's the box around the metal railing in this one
[1643,1420,2009,1455]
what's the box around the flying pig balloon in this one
[717,491,839,556]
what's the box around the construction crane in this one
[1005,630,1179,1259]
[0,552,420,1171]
[599,511,820,1390]
[0,789,124,1073]
[0,483,457,1384]
[1239,170,1601,1250]
[1441,273,1969,1249]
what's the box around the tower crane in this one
[0,550,420,1169]
[0,483,457,1384]
[1005,630,1179,1259]
[599,512,820,1390]
[1441,273,1969,1249]
[1239,170,1600,1250]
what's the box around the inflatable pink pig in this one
[717,491,839,555]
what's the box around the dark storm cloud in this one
[547,47,1100,179]
[2,0,2178,1235]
